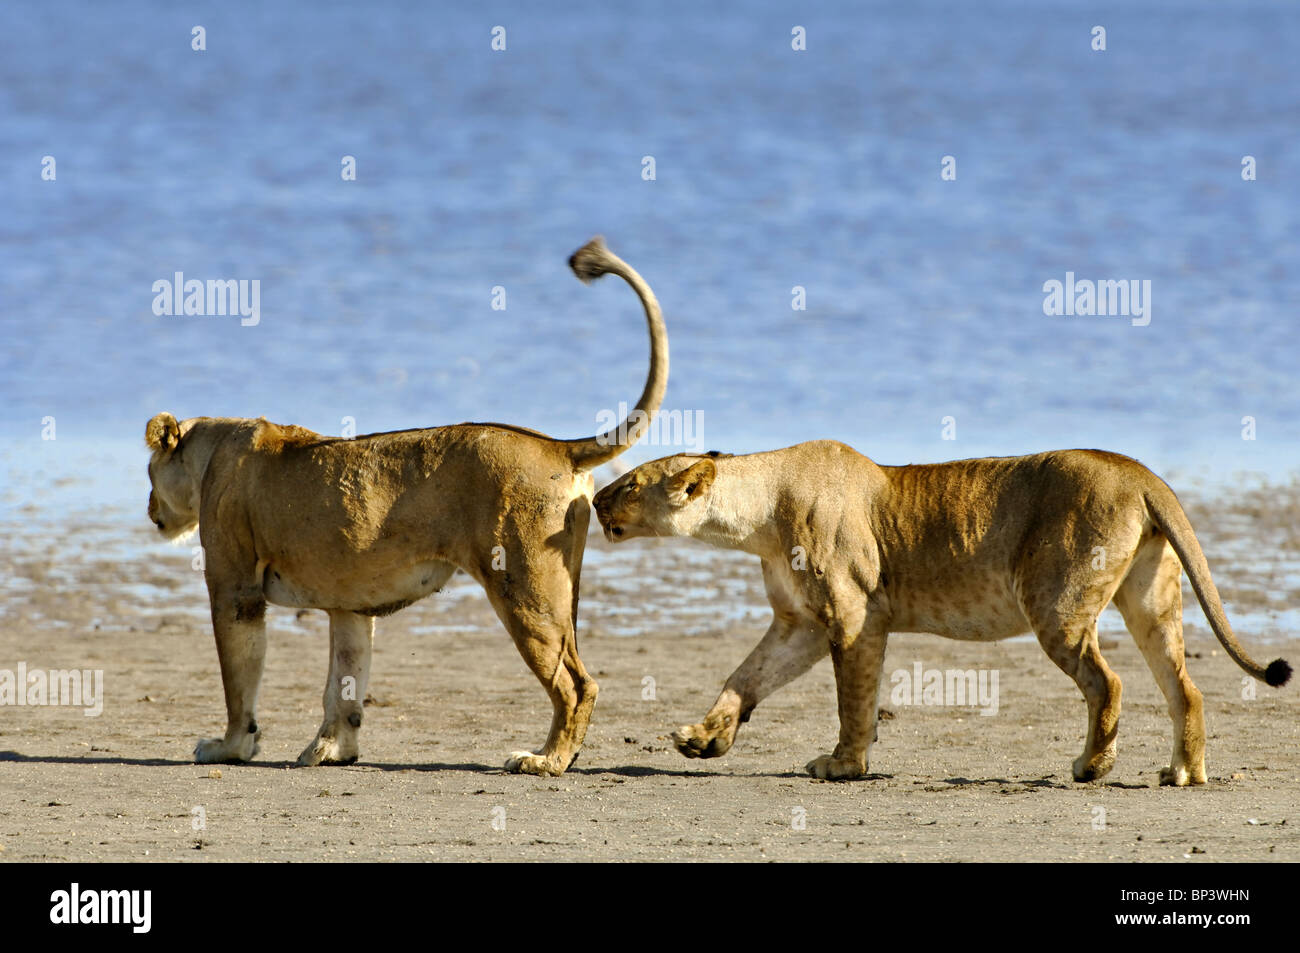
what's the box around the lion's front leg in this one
[673,615,828,760]
[298,610,374,766]
[195,593,267,764]
[807,619,887,781]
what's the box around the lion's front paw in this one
[805,753,867,781]
[296,734,358,767]
[671,721,735,760]
[504,750,564,776]
[194,735,258,764]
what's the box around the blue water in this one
[2,0,1298,520]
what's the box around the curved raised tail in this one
[563,237,669,471]
[1144,483,1291,687]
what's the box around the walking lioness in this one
[593,443,1290,784]
[144,238,666,776]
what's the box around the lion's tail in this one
[562,237,669,471]
[1143,481,1291,687]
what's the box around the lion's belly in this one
[262,559,457,616]
[886,569,1031,642]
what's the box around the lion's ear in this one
[667,459,716,505]
[145,412,181,453]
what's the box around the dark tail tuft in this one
[568,236,614,284]
[1265,658,1292,687]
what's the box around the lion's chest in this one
[762,559,816,619]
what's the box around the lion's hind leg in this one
[298,610,375,766]
[1113,541,1206,786]
[486,533,597,778]
[1019,583,1123,783]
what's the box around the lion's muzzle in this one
[592,499,626,542]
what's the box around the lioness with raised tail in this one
[593,444,1290,784]
[145,238,666,776]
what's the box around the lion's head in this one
[593,452,725,542]
[144,412,199,540]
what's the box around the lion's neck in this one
[179,418,239,494]
[688,462,782,559]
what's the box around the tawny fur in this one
[144,237,667,776]
[593,442,1290,785]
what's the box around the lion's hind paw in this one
[194,736,257,764]
[504,750,564,776]
[296,734,358,767]
[805,753,867,781]
[1158,764,1205,786]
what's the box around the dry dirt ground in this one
[0,480,1297,862]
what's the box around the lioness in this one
[593,443,1290,784]
[145,238,665,776]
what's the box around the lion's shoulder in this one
[249,419,324,453]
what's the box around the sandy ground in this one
[0,479,1297,862]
